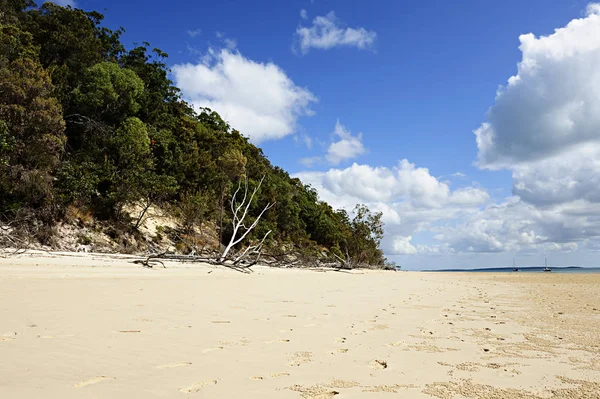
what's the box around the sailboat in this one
[543,258,551,272]
[512,258,519,272]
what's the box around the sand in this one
[1,252,599,398]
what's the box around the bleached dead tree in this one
[332,247,354,270]
[219,175,275,264]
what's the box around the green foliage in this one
[0,121,14,166]
[73,62,144,123]
[179,191,215,234]
[114,117,151,168]
[347,205,385,266]
[0,21,65,212]
[0,2,387,266]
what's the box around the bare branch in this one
[219,175,274,263]
[233,230,271,265]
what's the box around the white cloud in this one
[403,3,600,260]
[299,121,366,167]
[295,11,376,54]
[224,38,237,50]
[475,4,600,169]
[431,196,600,254]
[300,9,308,20]
[392,236,417,255]
[294,134,312,149]
[295,160,489,256]
[187,29,202,38]
[444,3,599,254]
[512,145,600,206]
[325,121,366,164]
[289,3,600,266]
[172,49,317,143]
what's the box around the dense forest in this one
[0,0,389,267]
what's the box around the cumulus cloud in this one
[172,49,317,143]
[512,145,600,206]
[325,121,366,164]
[475,5,600,169]
[295,160,489,256]
[295,11,376,54]
[300,9,308,20]
[431,197,600,254]
[431,3,600,258]
[392,236,417,255]
[291,3,600,263]
[299,121,366,167]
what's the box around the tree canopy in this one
[0,1,388,267]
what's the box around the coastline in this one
[1,253,599,398]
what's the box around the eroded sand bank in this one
[1,253,599,398]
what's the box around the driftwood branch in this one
[133,252,167,268]
[219,175,275,264]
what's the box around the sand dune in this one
[1,252,599,398]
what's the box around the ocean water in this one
[427,267,600,273]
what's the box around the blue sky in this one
[59,0,600,269]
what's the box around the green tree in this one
[0,27,66,211]
[0,1,388,262]
[26,3,124,108]
[346,205,385,266]
[73,62,144,124]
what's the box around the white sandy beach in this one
[1,252,599,398]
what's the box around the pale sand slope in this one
[1,253,599,398]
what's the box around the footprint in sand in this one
[313,392,339,399]
[269,372,290,379]
[1,332,17,341]
[329,348,349,354]
[74,376,115,388]
[251,372,290,380]
[288,385,339,398]
[387,340,407,347]
[38,334,75,339]
[289,351,313,366]
[202,346,224,353]
[369,324,389,331]
[168,325,192,330]
[179,380,217,393]
[264,339,291,344]
[334,337,347,343]
[369,359,388,369]
[156,361,192,369]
